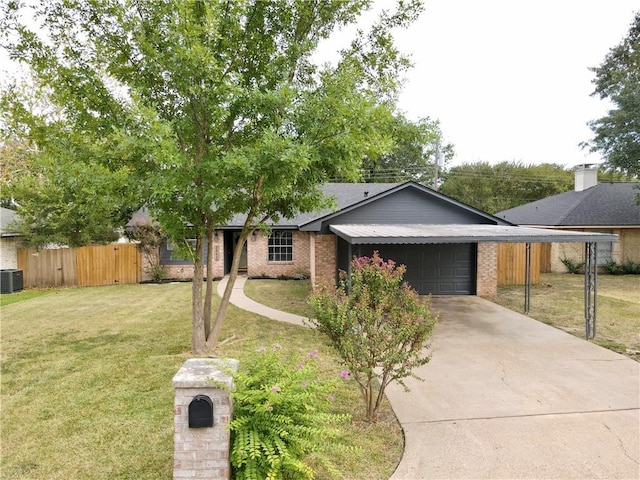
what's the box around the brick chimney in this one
[574,164,598,191]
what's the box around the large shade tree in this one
[1,0,423,353]
[584,11,640,177]
[360,114,454,184]
[439,161,574,214]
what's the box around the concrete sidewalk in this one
[217,275,307,326]
[219,277,640,479]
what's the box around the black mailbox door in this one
[188,395,214,428]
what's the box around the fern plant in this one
[230,346,350,480]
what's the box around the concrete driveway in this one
[387,296,640,480]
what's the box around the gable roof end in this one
[300,181,514,231]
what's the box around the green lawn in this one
[244,278,314,317]
[245,274,640,360]
[1,282,402,480]
[492,273,640,357]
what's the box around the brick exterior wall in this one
[246,230,311,278]
[157,230,226,281]
[314,234,336,287]
[620,228,640,262]
[0,237,19,269]
[477,242,497,297]
[548,227,640,272]
[173,359,238,480]
[550,242,584,273]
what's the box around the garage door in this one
[367,244,476,295]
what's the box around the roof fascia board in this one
[300,183,404,231]
[329,225,619,245]
[518,224,640,229]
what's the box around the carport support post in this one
[584,242,597,339]
[524,243,531,313]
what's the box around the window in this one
[268,230,293,262]
[596,235,613,265]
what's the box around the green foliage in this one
[309,252,437,422]
[585,12,640,177]
[439,161,574,214]
[360,114,454,184]
[125,223,167,282]
[1,0,425,352]
[622,260,640,274]
[6,157,135,247]
[604,260,640,275]
[230,346,349,480]
[560,257,584,274]
[603,260,625,275]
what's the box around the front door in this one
[223,231,248,274]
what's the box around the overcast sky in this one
[387,0,638,168]
[2,1,636,170]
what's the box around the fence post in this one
[172,358,239,480]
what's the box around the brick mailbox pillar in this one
[172,358,239,480]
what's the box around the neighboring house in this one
[0,207,21,269]
[129,181,616,296]
[496,164,640,272]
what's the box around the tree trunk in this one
[203,222,214,339]
[191,236,206,353]
[206,229,249,349]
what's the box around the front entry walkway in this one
[217,275,306,326]
[220,277,640,479]
[387,296,640,479]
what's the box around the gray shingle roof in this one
[226,182,400,227]
[0,207,20,237]
[129,181,508,229]
[495,183,640,226]
[127,183,401,228]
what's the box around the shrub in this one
[622,260,640,274]
[126,223,166,281]
[560,257,584,274]
[146,263,168,282]
[601,260,640,275]
[308,252,437,423]
[603,260,625,275]
[229,346,349,480]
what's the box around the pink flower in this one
[339,371,349,379]
[271,385,281,393]
[266,404,273,412]
[307,349,319,359]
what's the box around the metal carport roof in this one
[329,224,619,244]
[329,224,618,341]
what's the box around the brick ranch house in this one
[129,181,617,297]
[496,165,640,272]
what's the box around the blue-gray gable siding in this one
[318,188,494,233]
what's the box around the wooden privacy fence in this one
[17,244,141,288]
[497,242,552,286]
